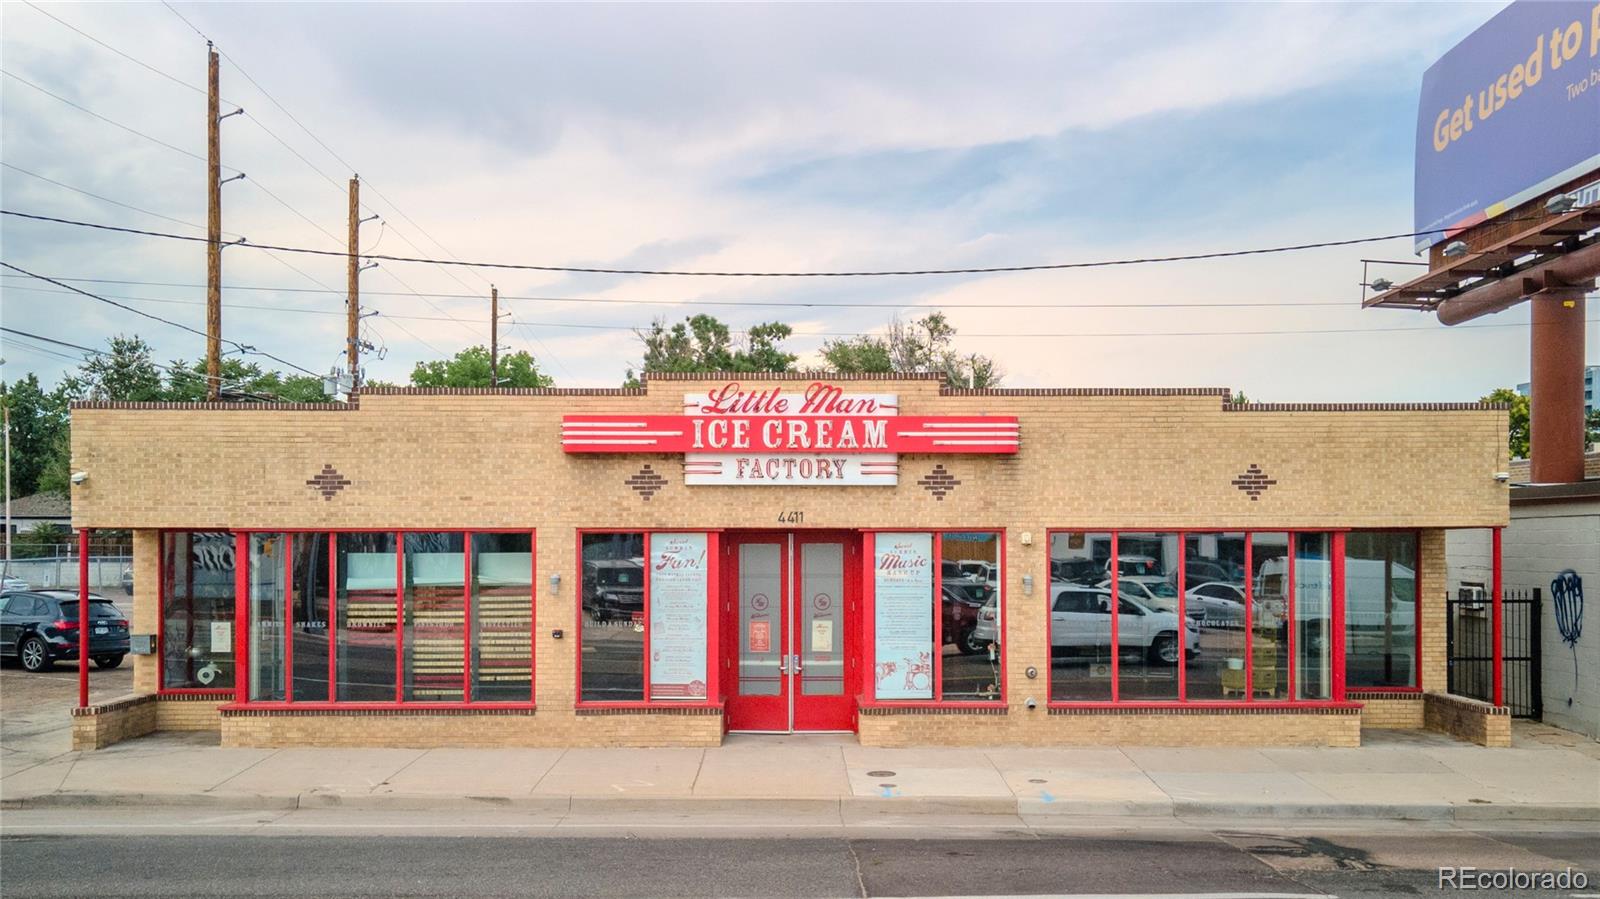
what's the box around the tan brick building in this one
[65,373,1513,749]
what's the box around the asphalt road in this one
[1,824,1595,898]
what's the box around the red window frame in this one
[573,528,723,710]
[156,529,237,696]
[223,528,537,710]
[1044,528,1356,709]
[1340,529,1424,693]
[858,528,1008,710]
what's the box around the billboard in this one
[1414,1,1600,252]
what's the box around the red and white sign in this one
[561,381,1018,486]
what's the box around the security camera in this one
[1493,472,1510,483]
[70,471,88,486]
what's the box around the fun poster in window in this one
[648,533,709,699]
[873,533,934,699]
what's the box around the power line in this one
[22,1,206,98]
[4,208,1533,280]
[1,69,230,171]
[0,263,322,377]
[4,281,1589,340]
[1,162,224,235]
[0,272,1356,310]
[2,326,288,396]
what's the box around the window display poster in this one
[873,532,934,699]
[648,533,709,699]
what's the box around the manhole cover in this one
[867,770,896,777]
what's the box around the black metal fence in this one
[1446,588,1541,718]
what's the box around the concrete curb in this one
[3,790,1597,823]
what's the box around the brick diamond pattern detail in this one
[917,464,961,501]
[306,464,351,501]
[627,464,669,501]
[1232,463,1278,501]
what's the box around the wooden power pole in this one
[490,285,499,386]
[346,175,360,388]
[205,43,222,401]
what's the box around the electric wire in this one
[0,70,231,171]
[2,326,292,398]
[0,273,1355,310]
[0,263,323,377]
[4,282,1591,340]
[4,208,1570,280]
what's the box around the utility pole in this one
[205,42,222,401]
[3,400,11,577]
[490,285,499,386]
[346,175,360,388]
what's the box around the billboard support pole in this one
[1528,291,1588,484]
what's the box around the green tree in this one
[625,315,797,385]
[821,312,1003,388]
[410,345,553,388]
[58,335,165,402]
[165,358,329,402]
[1,374,70,499]
[1481,388,1531,458]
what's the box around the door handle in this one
[778,656,790,675]
[792,653,804,674]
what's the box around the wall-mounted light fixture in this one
[1022,574,1034,596]
[549,572,561,596]
[1019,532,1033,546]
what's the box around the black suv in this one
[0,590,129,672]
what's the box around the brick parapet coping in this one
[72,373,1508,412]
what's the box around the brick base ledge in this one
[574,706,722,717]
[1049,705,1360,716]
[860,705,1008,717]
[70,693,156,717]
[221,706,537,718]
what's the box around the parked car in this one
[955,560,998,586]
[1050,557,1102,586]
[971,595,1000,648]
[1,575,28,593]
[1049,585,1198,665]
[582,558,645,622]
[1103,577,1181,614]
[941,578,994,655]
[1185,581,1247,626]
[0,590,129,672]
[121,566,134,595]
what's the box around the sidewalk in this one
[4,727,1597,823]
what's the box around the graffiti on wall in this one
[1551,570,1584,707]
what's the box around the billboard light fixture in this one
[1442,240,1469,258]
[1544,193,1577,215]
[1369,278,1394,292]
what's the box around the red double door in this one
[722,532,860,733]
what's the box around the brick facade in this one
[69,375,1508,748]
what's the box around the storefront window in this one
[939,532,1001,701]
[1184,532,1246,701]
[1295,532,1333,700]
[1250,533,1291,700]
[1344,531,1419,689]
[1050,528,1346,706]
[291,533,331,702]
[248,533,287,701]
[1049,531,1114,701]
[403,532,466,701]
[160,531,236,691]
[336,532,398,701]
[471,533,534,702]
[579,532,646,702]
[1116,532,1180,701]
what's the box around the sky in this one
[2,1,1594,399]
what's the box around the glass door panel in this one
[737,543,783,698]
[798,543,844,697]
